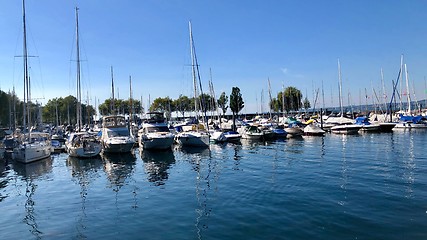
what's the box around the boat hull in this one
[68,143,102,158]
[331,125,361,134]
[13,143,51,163]
[141,136,174,150]
[175,132,210,147]
[102,142,135,153]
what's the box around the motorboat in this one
[138,112,174,150]
[303,120,325,136]
[175,123,210,147]
[100,115,135,153]
[238,125,264,140]
[355,116,381,132]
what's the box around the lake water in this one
[1,131,427,239]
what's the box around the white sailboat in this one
[330,59,361,134]
[13,0,51,163]
[65,7,102,158]
[394,63,427,130]
[175,21,210,148]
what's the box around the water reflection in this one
[12,157,53,240]
[102,152,137,191]
[0,158,11,202]
[175,144,216,240]
[240,139,264,150]
[66,156,104,239]
[403,132,415,198]
[139,149,175,186]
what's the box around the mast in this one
[268,78,272,119]
[22,0,29,132]
[189,21,198,115]
[282,83,285,117]
[75,7,82,130]
[188,21,209,130]
[404,63,411,114]
[337,59,344,117]
[381,68,387,112]
[399,55,404,111]
[111,66,115,114]
[129,75,133,126]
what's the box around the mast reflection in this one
[12,157,53,239]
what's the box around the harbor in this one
[1,131,426,239]
[1,1,427,239]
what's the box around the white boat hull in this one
[68,143,102,158]
[303,124,325,136]
[331,124,361,134]
[102,141,135,153]
[13,143,51,163]
[175,132,210,147]
[140,136,174,150]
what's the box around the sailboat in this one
[330,59,361,134]
[394,62,427,130]
[13,0,52,163]
[65,7,102,158]
[175,21,210,148]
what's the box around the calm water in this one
[1,131,427,240]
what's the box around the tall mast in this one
[129,75,132,125]
[404,63,411,114]
[268,78,272,119]
[111,66,115,114]
[188,21,208,130]
[22,0,29,132]
[337,59,344,117]
[399,55,404,111]
[381,67,387,111]
[189,21,198,115]
[75,7,82,130]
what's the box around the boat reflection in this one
[66,155,104,177]
[140,149,175,186]
[12,157,53,239]
[0,158,11,202]
[13,156,53,179]
[66,155,103,239]
[102,152,137,191]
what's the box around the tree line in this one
[0,85,309,128]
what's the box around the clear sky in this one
[1,0,426,114]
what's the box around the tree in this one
[303,97,311,110]
[217,92,228,118]
[199,93,214,113]
[269,87,303,113]
[173,95,192,118]
[149,97,175,119]
[229,87,244,131]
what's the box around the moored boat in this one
[138,112,174,150]
[100,115,135,153]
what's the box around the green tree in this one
[199,93,214,113]
[149,97,175,119]
[270,87,303,113]
[173,95,192,118]
[229,87,244,131]
[217,92,228,118]
[303,97,311,110]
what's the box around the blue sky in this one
[1,0,426,114]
